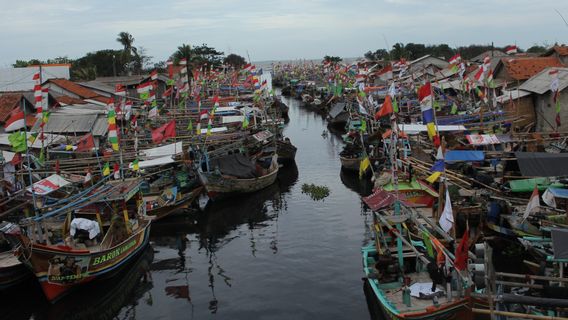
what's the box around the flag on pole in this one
[102,162,110,176]
[374,95,393,119]
[454,229,469,271]
[505,45,518,55]
[107,101,119,151]
[522,185,540,221]
[359,156,371,178]
[132,159,139,171]
[113,163,120,180]
[439,189,454,232]
[151,120,176,143]
[4,110,26,132]
[150,70,158,81]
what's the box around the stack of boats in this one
[0,64,296,303]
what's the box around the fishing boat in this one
[144,186,204,221]
[362,206,474,320]
[276,139,297,163]
[0,222,30,289]
[198,152,279,200]
[382,179,439,208]
[15,178,152,302]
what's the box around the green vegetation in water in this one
[301,184,330,201]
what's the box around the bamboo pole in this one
[472,308,568,320]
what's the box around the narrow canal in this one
[2,94,376,320]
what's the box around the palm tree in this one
[173,43,195,79]
[116,32,138,73]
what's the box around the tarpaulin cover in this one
[508,178,564,193]
[27,174,71,195]
[509,177,555,193]
[548,187,568,199]
[445,150,484,162]
[362,189,415,211]
[551,228,568,260]
[328,103,346,119]
[210,153,256,179]
[516,152,568,177]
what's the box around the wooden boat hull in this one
[199,168,279,200]
[145,186,204,221]
[0,251,31,289]
[19,220,151,302]
[340,156,362,171]
[362,245,472,320]
[276,141,297,163]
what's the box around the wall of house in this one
[534,89,568,132]
[504,96,535,129]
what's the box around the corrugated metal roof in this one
[32,113,97,133]
[92,116,109,136]
[77,81,116,94]
[497,88,532,103]
[519,67,568,95]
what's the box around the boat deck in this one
[380,272,451,313]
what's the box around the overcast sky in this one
[1,0,568,66]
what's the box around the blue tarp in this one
[548,187,568,199]
[445,150,485,162]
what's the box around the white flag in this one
[439,189,454,233]
[522,186,540,220]
[543,188,556,208]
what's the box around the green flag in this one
[242,116,249,129]
[8,132,26,153]
[433,99,441,111]
[140,92,150,100]
[393,97,399,113]
[187,119,193,131]
[39,148,45,164]
[451,103,458,115]
[360,120,367,133]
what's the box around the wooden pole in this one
[472,308,568,320]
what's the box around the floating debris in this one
[301,183,330,201]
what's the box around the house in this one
[0,64,71,92]
[497,89,534,129]
[519,67,568,132]
[92,74,168,99]
[493,56,564,84]
[470,50,507,64]
[541,45,568,65]
[407,55,449,75]
[43,78,110,106]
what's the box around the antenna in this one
[555,8,568,29]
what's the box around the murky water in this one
[2,95,376,320]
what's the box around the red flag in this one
[55,159,60,174]
[418,82,432,104]
[374,95,393,120]
[454,229,469,271]
[167,60,174,79]
[75,133,95,152]
[151,120,176,143]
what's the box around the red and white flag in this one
[522,185,540,220]
[448,54,461,65]
[150,70,158,81]
[505,45,518,55]
[4,110,26,132]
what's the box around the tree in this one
[72,66,97,81]
[390,43,408,60]
[323,55,342,63]
[193,43,224,68]
[116,31,138,74]
[526,44,548,54]
[223,53,247,69]
[364,49,389,61]
[71,49,125,79]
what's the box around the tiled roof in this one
[48,78,100,99]
[0,93,22,123]
[502,57,564,81]
[55,95,87,105]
